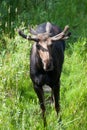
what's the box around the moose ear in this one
[46,22,52,33]
[30,28,38,35]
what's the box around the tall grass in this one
[0,0,87,130]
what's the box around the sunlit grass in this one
[0,34,87,130]
[0,0,87,129]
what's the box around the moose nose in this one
[46,61,53,71]
[43,59,53,71]
[47,62,52,69]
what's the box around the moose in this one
[18,22,71,126]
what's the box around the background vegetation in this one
[0,0,87,129]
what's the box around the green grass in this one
[0,37,87,130]
[0,0,87,130]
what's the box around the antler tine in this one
[30,28,38,35]
[51,25,70,41]
[63,25,69,34]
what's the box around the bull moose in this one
[18,22,71,126]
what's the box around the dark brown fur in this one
[18,22,71,126]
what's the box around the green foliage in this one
[0,0,87,130]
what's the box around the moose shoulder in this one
[18,22,71,126]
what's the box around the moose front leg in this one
[52,84,60,115]
[34,85,47,127]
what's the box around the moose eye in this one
[48,44,53,49]
[36,44,41,50]
[50,44,53,48]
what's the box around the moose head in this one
[18,22,71,71]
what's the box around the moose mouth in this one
[43,62,54,72]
